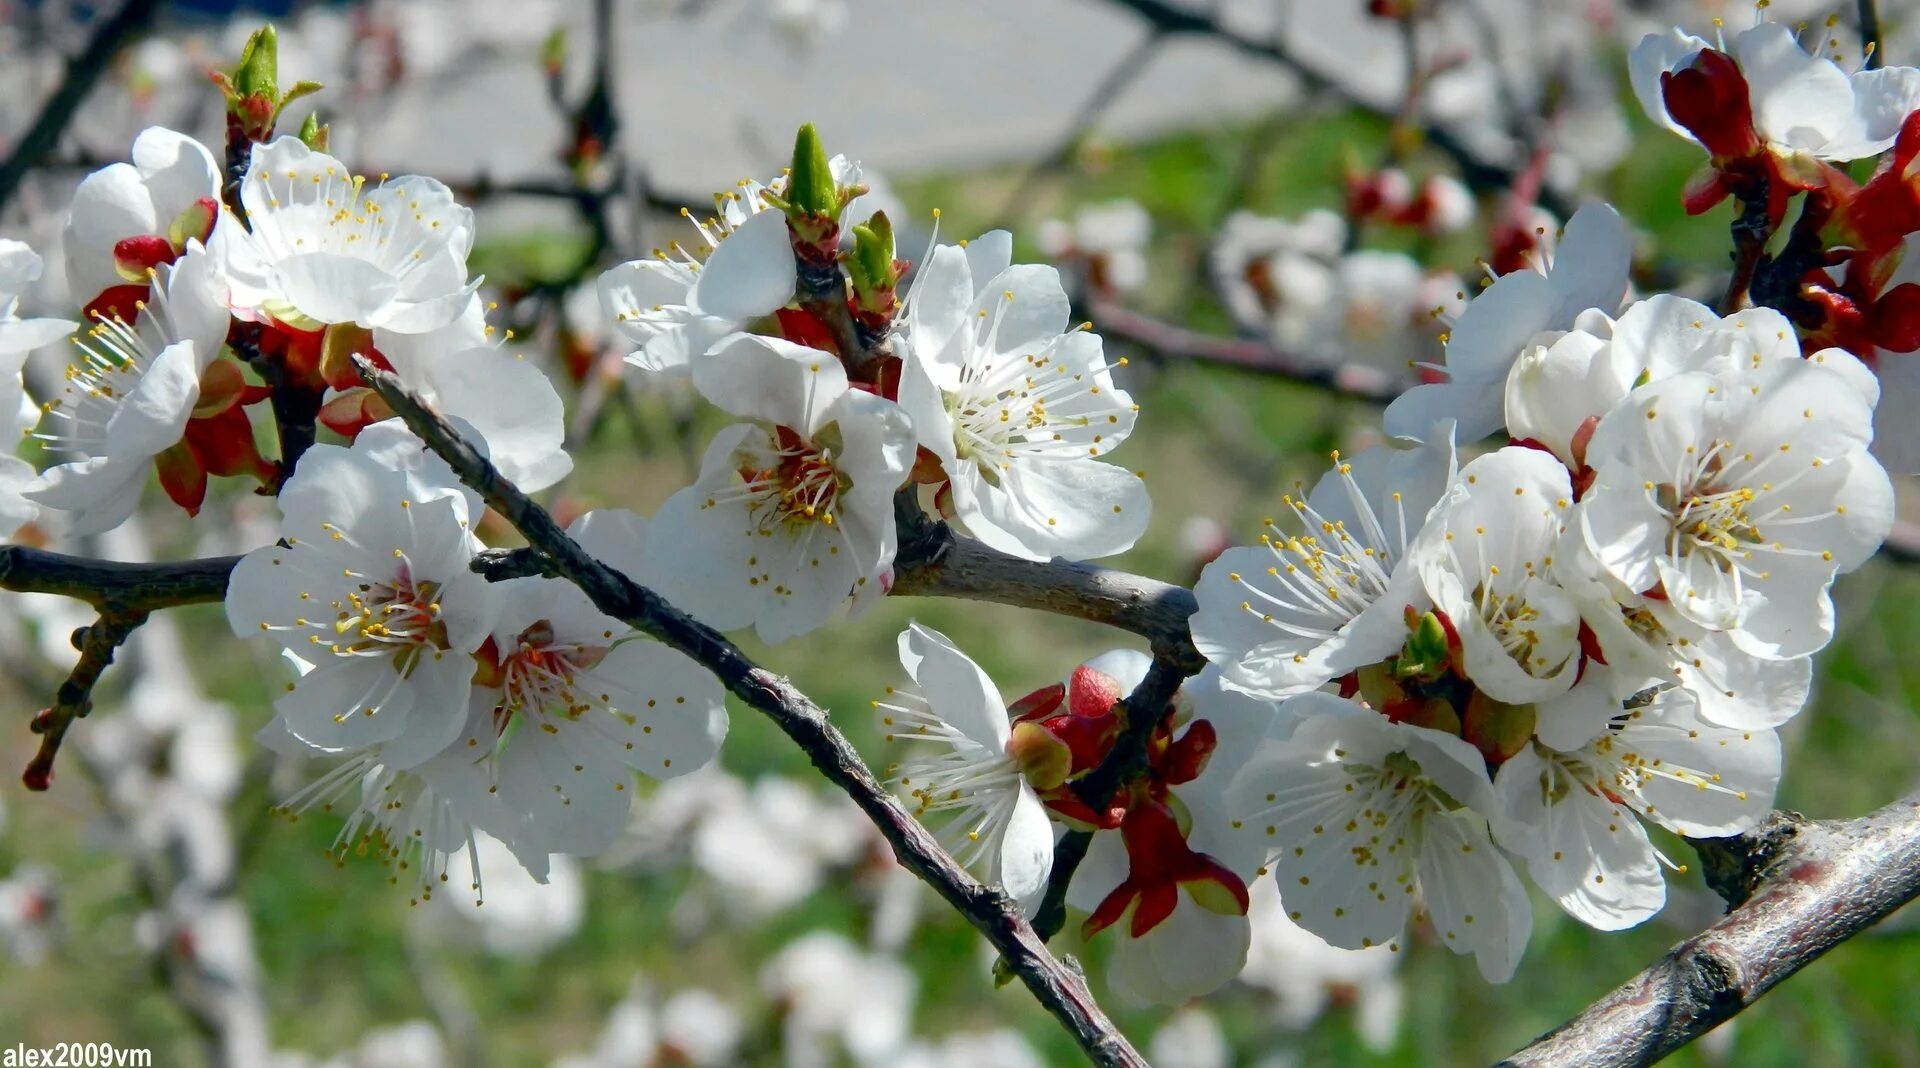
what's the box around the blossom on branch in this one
[28,245,269,532]
[0,242,76,539]
[643,334,913,643]
[877,623,1056,908]
[213,136,480,335]
[897,232,1149,561]
[61,126,221,321]
[1191,431,1455,699]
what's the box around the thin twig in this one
[1092,0,1574,218]
[1719,187,1774,314]
[0,0,162,212]
[1502,791,1920,1067]
[354,355,1146,1067]
[1086,294,1405,404]
[23,610,148,790]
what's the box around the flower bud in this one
[1462,691,1537,765]
[233,24,279,104]
[167,197,220,250]
[1007,720,1072,791]
[1395,608,1455,682]
[786,123,838,221]
[112,235,177,281]
[846,210,904,323]
[297,111,330,152]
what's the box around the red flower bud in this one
[1660,50,1761,160]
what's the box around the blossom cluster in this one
[0,9,1915,1021]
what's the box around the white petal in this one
[998,785,1055,910]
[274,252,402,326]
[1493,745,1665,931]
[687,208,796,321]
[584,641,727,779]
[693,333,848,433]
[1106,898,1251,1005]
[953,458,1149,562]
[1547,204,1632,321]
[1416,808,1530,982]
[129,126,220,216]
[898,622,1010,750]
[1628,29,1710,142]
[104,341,200,459]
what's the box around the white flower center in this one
[704,425,846,532]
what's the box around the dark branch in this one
[1502,792,1920,1067]
[0,0,161,213]
[354,355,1147,1066]
[0,544,556,609]
[0,546,238,612]
[23,610,148,790]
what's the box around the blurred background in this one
[3,0,1920,1064]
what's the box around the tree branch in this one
[22,610,148,790]
[0,0,161,213]
[1502,791,1920,1067]
[1091,0,1573,218]
[888,490,1204,669]
[354,356,1147,1066]
[1086,294,1404,404]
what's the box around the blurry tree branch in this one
[1092,0,1574,218]
[993,29,1169,226]
[1085,292,1404,403]
[1504,790,1920,1067]
[354,355,1149,1067]
[0,0,161,213]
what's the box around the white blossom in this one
[61,126,221,310]
[1492,688,1780,931]
[878,623,1055,907]
[1385,202,1631,443]
[214,137,479,334]
[27,244,233,535]
[897,232,1148,561]
[1227,691,1531,983]
[1630,22,1920,164]
[1192,432,1455,698]
[643,334,913,643]
[1579,356,1893,659]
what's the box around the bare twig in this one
[1719,187,1774,314]
[23,610,148,790]
[1502,791,1920,1067]
[354,355,1146,1066]
[0,0,162,212]
[1092,0,1573,218]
